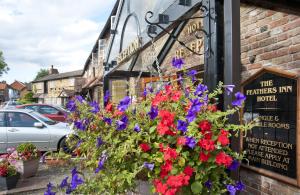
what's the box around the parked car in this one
[0,109,75,154]
[1,101,21,109]
[16,104,70,122]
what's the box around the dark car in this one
[16,104,70,122]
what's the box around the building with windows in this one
[32,66,84,106]
[96,0,300,194]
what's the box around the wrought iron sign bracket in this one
[145,2,212,57]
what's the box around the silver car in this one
[0,109,74,153]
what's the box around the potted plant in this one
[42,149,72,167]
[8,143,41,178]
[0,158,20,190]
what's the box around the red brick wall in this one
[241,3,300,81]
[240,3,300,194]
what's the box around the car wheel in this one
[59,136,79,154]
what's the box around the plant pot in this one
[14,158,39,178]
[45,158,70,167]
[0,173,20,190]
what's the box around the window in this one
[0,112,5,127]
[39,106,59,115]
[7,112,38,127]
[25,105,39,112]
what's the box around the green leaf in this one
[149,126,156,134]
[178,157,186,167]
[191,181,203,194]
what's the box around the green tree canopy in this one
[0,51,9,77]
[34,68,49,80]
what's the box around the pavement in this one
[0,163,73,195]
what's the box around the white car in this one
[0,109,75,153]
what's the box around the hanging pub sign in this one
[241,67,300,186]
[117,38,141,65]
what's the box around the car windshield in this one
[30,111,57,125]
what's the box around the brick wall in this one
[240,3,300,194]
[241,3,300,81]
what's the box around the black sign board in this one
[243,70,297,179]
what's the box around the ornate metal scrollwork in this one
[145,2,211,57]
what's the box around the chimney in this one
[49,65,59,75]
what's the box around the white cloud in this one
[0,0,115,83]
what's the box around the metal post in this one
[224,0,241,179]
[203,0,224,90]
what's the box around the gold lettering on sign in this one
[175,39,203,59]
[117,38,141,65]
[186,21,203,35]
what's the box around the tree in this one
[0,51,9,77]
[34,68,49,80]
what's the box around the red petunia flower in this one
[165,188,178,195]
[199,152,210,162]
[207,104,218,112]
[183,166,194,176]
[215,151,233,167]
[105,102,113,112]
[217,129,230,146]
[160,160,172,179]
[139,143,151,152]
[198,139,215,151]
[177,137,187,146]
[171,91,182,102]
[199,120,212,133]
[153,179,168,194]
[163,147,178,161]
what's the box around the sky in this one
[0,0,115,84]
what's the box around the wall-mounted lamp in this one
[179,0,191,6]
[147,25,157,35]
[111,60,117,67]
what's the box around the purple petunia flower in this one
[75,95,84,103]
[70,173,84,190]
[134,124,141,132]
[96,137,103,147]
[76,140,83,147]
[172,57,184,69]
[59,177,69,188]
[232,92,246,107]
[187,70,197,82]
[66,187,72,194]
[148,106,158,120]
[95,153,108,173]
[89,101,100,114]
[143,162,154,171]
[74,120,87,131]
[185,136,197,149]
[104,90,110,105]
[148,86,154,93]
[190,98,202,113]
[44,182,56,195]
[228,160,240,171]
[116,115,129,131]
[118,96,131,112]
[177,120,188,133]
[71,167,78,176]
[186,110,197,123]
[66,100,76,112]
[224,85,235,95]
[235,181,245,191]
[103,117,112,125]
[194,84,208,97]
[143,88,147,97]
[227,184,237,195]
[204,180,212,189]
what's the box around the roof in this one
[83,0,120,72]
[58,89,76,97]
[32,70,83,83]
[10,80,26,91]
[0,83,8,90]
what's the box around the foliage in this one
[43,149,72,161]
[8,143,41,161]
[0,51,9,77]
[34,68,49,81]
[46,61,253,195]
[0,159,17,177]
[18,92,37,104]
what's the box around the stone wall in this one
[240,3,300,195]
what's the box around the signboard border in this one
[240,67,300,187]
